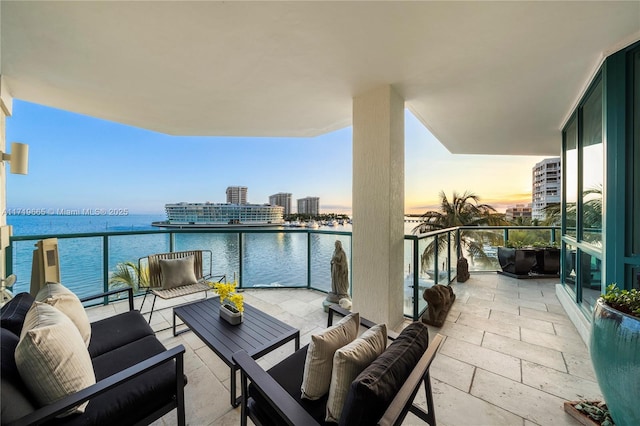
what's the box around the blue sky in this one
[6,100,547,215]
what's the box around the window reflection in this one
[582,80,603,247]
[565,119,578,238]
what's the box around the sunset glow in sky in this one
[7,100,549,215]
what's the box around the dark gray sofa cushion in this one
[1,292,35,336]
[339,322,430,426]
[248,345,333,425]
[1,328,37,423]
[51,335,175,426]
[88,309,154,358]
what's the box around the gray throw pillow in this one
[159,256,198,289]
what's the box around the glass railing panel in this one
[459,229,502,272]
[505,228,555,248]
[173,232,240,281]
[403,238,417,317]
[310,232,352,294]
[242,231,307,288]
[107,233,171,294]
[10,236,105,299]
[449,231,458,280]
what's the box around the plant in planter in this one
[213,280,244,325]
[590,284,640,426]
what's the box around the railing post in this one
[5,240,13,277]
[307,231,311,289]
[169,232,175,252]
[503,228,509,246]
[551,228,556,245]
[456,228,462,258]
[238,232,244,289]
[413,238,419,321]
[103,235,109,305]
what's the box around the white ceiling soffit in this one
[1,1,639,155]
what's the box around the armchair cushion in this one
[339,322,430,426]
[70,335,177,426]
[159,255,198,289]
[88,309,154,358]
[301,312,359,400]
[1,292,35,336]
[15,302,96,416]
[326,323,387,422]
[36,282,92,346]
[248,346,332,425]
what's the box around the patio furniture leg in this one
[240,369,248,426]
[230,365,240,407]
[148,293,157,324]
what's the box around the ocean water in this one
[7,215,352,299]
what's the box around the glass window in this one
[581,79,603,247]
[580,252,602,312]
[564,242,577,296]
[565,119,578,238]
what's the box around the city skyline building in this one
[226,186,248,205]
[505,203,532,221]
[269,193,292,216]
[532,158,561,220]
[297,196,320,216]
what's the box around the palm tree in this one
[412,191,508,273]
[109,261,149,293]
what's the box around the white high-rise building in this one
[532,158,561,220]
[269,193,292,216]
[226,186,248,205]
[297,196,320,216]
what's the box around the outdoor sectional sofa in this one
[0,287,186,426]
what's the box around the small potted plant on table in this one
[213,280,244,325]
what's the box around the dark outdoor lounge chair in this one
[1,288,186,426]
[233,304,443,426]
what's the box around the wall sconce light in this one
[1,142,29,175]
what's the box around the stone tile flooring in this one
[85,273,601,426]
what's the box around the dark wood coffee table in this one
[172,297,300,407]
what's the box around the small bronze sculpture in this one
[421,284,455,327]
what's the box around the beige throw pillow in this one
[36,282,91,346]
[15,302,96,416]
[301,312,359,400]
[325,323,388,422]
[159,256,198,289]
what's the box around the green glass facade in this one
[561,41,640,315]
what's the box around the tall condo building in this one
[532,158,561,220]
[226,186,248,205]
[297,196,320,216]
[269,193,292,216]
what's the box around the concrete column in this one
[352,85,404,329]
[0,76,13,280]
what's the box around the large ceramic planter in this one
[220,303,243,325]
[497,247,537,276]
[532,248,560,275]
[590,298,640,426]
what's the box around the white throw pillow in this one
[36,282,91,346]
[15,302,96,416]
[325,323,388,422]
[301,312,359,400]
[159,256,198,289]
